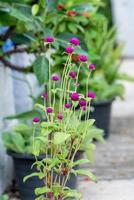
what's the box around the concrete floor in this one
[78,59,134,199]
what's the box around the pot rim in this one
[91,98,115,106]
[7,151,45,160]
[7,150,82,160]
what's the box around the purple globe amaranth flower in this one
[70,92,79,101]
[65,46,74,54]
[87,91,96,99]
[41,92,48,99]
[89,63,96,70]
[79,100,87,107]
[70,37,80,46]
[51,74,60,81]
[44,36,54,43]
[57,113,64,120]
[82,106,87,112]
[69,71,77,79]
[64,103,71,109]
[46,107,53,113]
[33,117,40,123]
[79,54,88,62]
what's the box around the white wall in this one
[112,0,134,57]
[0,64,14,194]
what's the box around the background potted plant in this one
[48,1,134,138]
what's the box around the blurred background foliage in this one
[0,0,134,121]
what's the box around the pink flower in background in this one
[33,117,40,123]
[41,92,48,99]
[87,91,96,99]
[69,71,77,79]
[79,100,87,107]
[51,74,60,81]
[70,92,79,101]
[70,37,80,46]
[57,113,64,120]
[89,63,96,70]
[79,55,88,62]
[46,107,53,113]
[82,106,87,112]
[44,36,55,43]
[65,46,74,54]
[64,103,71,109]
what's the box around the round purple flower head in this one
[44,36,54,43]
[65,46,74,54]
[70,92,79,101]
[87,91,96,99]
[64,103,71,109]
[33,117,40,123]
[69,71,77,79]
[89,63,96,70]
[82,106,87,112]
[70,37,80,46]
[51,74,60,81]
[79,55,88,62]
[57,113,64,120]
[41,92,48,99]
[46,107,53,113]
[79,100,87,107]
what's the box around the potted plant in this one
[81,22,134,138]
[49,3,134,138]
[3,36,103,200]
[2,123,44,200]
[23,36,103,200]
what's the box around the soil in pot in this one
[8,152,80,200]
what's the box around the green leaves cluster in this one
[3,124,34,154]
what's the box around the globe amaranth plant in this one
[23,36,104,200]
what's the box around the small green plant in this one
[23,36,103,200]
[0,194,9,200]
[3,124,34,154]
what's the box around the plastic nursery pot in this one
[81,99,114,138]
[8,151,80,200]
[90,99,114,138]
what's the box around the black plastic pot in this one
[90,99,114,138]
[8,151,80,200]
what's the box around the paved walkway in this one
[78,59,134,199]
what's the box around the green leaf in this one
[5,110,42,120]
[2,132,17,152]
[53,132,71,145]
[0,194,9,200]
[33,140,41,156]
[33,56,49,85]
[10,7,32,23]
[13,124,33,137]
[23,172,45,182]
[32,4,39,16]
[86,144,96,163]
[75,169,97,182]
[64,189,82,200]
[35,187,51,195]
[10,132,25,153]
[117,73,134,82]
[68,23,77,34]
[73,159,90,166]
[84,127,104,144]
[78,119,95,133]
